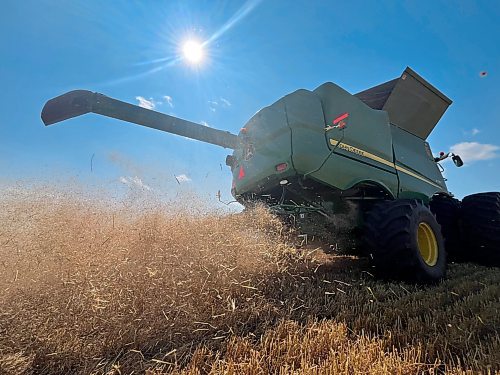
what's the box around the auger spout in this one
[41,90,239,149]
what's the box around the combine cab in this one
[42,67,500,283]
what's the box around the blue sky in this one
[1,0,499,201]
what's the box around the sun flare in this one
[182,40,204,64]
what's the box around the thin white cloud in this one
[450,142,500,163]
[175,174,191,183]
[208,98,231,112]
[131,176,151,190]
[471,128,480,136]
[135,96,155,110]
[119,176,152,190]
[163,95,174,108]
[208,100,218,112]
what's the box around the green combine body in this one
[41,67,500,283]
[231,68,449,207]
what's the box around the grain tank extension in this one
[42,67,500,283]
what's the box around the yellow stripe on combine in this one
[329,138,443,189]
[394,165,442,189]
[329,139,395,169]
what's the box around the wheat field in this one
[0,185,499,374]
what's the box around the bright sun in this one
[182,40,204,64]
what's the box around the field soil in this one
[0,186,499,374]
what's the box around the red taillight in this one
[238,166,245,180]
[275,163,288,172]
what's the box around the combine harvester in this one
[42,67,499,283]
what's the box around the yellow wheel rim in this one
[417,222,438,266]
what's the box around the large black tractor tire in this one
[461,192,500,266]
[430,194,463,261]
[364,199,446,283]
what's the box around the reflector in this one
[238,166,245,180]
[275,163,288,172]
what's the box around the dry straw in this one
[0,185,498,374]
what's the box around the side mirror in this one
[452,154,464,167]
